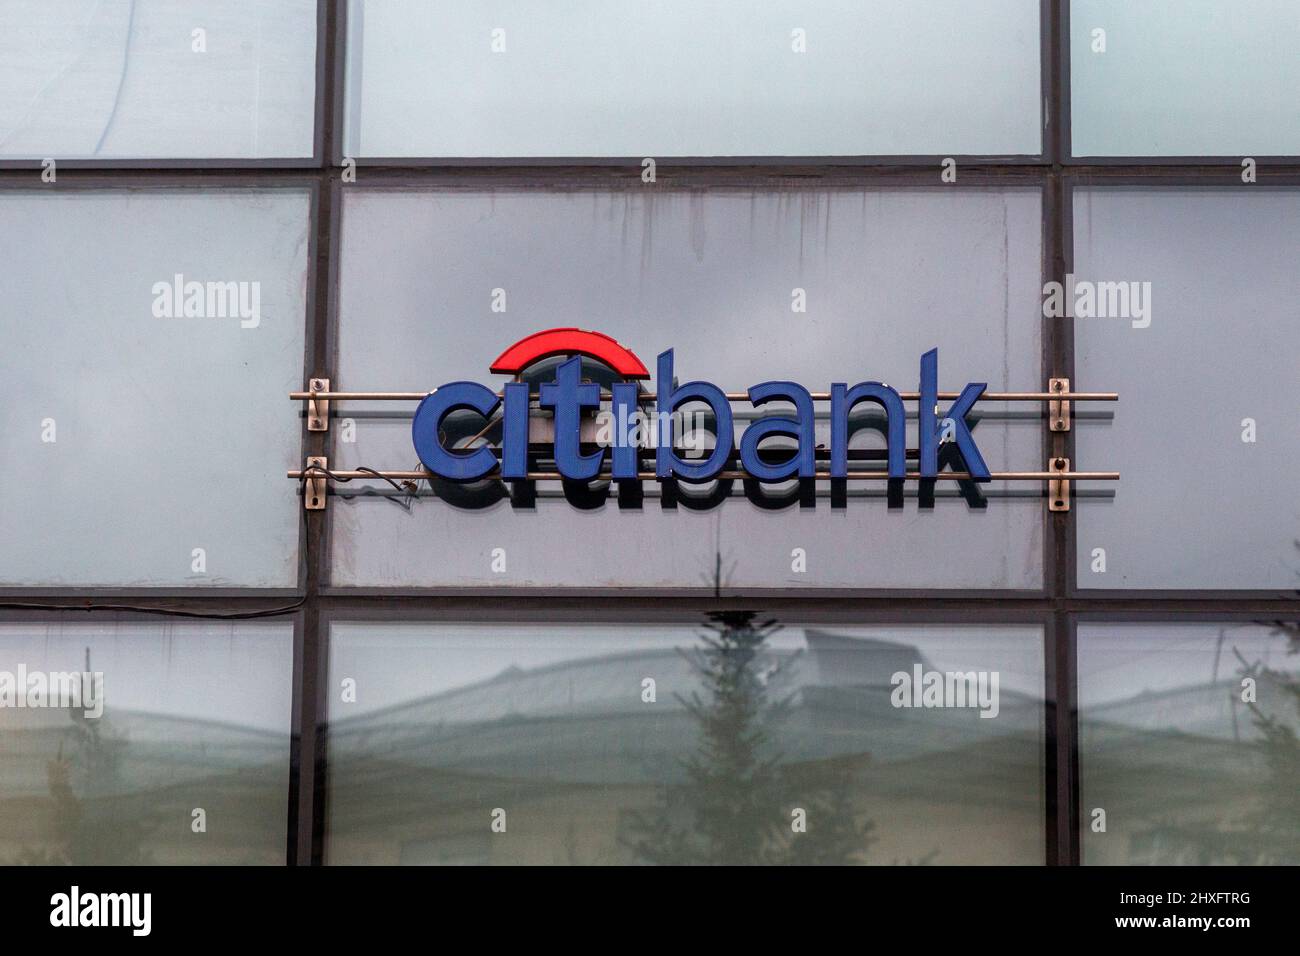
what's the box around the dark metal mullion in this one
[286,610,307,865]
[5,163,1296,187]
[1056,0,1072,165]
[1040,0,1065,866]
[290,0,343,867]
[1054,612,1080,863]
[304,593,1300,617]
[304,177,343,865]
[310,0,331,169]
[331,0,351,169]
[1049,0,1083,866]
[346,154,1053,169]
[301,0,350,864]
[1049,173,1079,869]
[1043,615,1059,864]
[315,602,1060,629]
[286,164,1052,188]
[289,222,329,865]
[284,179,328,865]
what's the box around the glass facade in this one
[1072,188,1300,590]
[0,621,293,865]
[1069,0,1300,158]
[324,621,1045,865]
[0,2,1295,867]
[0,0,318,160]
[330,186,1044,590]
[1078,622,1300,865]
[0,189,311,588]
[343,0,1043,159]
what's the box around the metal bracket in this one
[1048,457,1070,512]
[1048,377,1070,432]
[307,378,330,431]
[304,456,327,511]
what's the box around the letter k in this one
[918,348,990,481]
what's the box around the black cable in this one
[300,462,425,513]
[0,474,324,620]
[299,462,422,496]
[0,598,307,620]
[0,464,427,619]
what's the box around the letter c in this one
[411,382,500,480]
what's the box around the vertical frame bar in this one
[292,0,344,866]
[1056,0,1073,164]
[332,0,351,169]
[1042,613,1060,864]
[1056,613,1081,863]
[286,610,306,864]
[311,0,331,167]
[1042,0,1076,866]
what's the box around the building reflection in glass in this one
[324,620,1045,865]
[1079,622,1300,865]
[0,622,293,865]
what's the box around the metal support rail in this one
[289,468,1118,481]
[289,380,1118,511]
[291,389,1119,402]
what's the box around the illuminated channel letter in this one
[499,382,530,479]
[610,382,642,480]
[654,349,733,482]
[918,348,990,481]
[740,381,815,481]
[830,382,906,479]
[411,382,500,481]
[539,357,603,480]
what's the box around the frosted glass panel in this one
[0,622,293,865]
[0,0,317,159]
[1073,187,1300,590]
[325,620,1045,865]
[0,189,310,587]
[331,186,1045,590]
[1071,0,1300,156]
[344,0,1042,158]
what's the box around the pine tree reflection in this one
[320,617,1042,863]
[1229,630,1300,864]
[626,611,881,865]
[1122,623,1300,865]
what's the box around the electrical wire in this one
[299,462,422,497]
[0,463,431,619]
[0,471,330,620]
[0,597,307,620]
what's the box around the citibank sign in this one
[289,328,1118,510]
[414,328,986,484]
